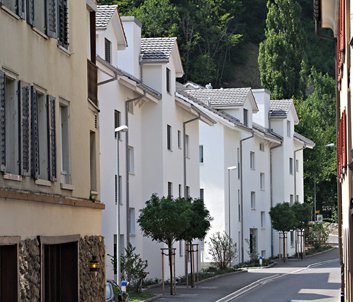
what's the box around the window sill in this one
[251,208,256,211]
[57,44,71,56]
[35,179,52,187]
[3,173,22,181]
[32,27,49,40]
[129,172,135,176]
[1,6,20,20]
[61,183,74,191]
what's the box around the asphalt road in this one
[150,248,340,302]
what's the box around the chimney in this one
[252,89,271,129]
[118,16,142,79]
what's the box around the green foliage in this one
[292,202,312,229]
[120,243,148,293]
[269,202,297,233]
[307,222,329,250]
[295,68,336,215]
[208,232,236,269]
[258,0,306,99]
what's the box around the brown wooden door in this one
[0,245,18,302]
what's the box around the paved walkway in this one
[145,248,339,302]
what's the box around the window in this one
[251,191,255,209]
[238,190,241,222]
[185,134,190,158]
[287,121,291,137]
[128,146,134,173]
[166,68,171,93]
[296,195,299,203]
[2,0,17,14]
[289,157,293,175]
[0,240,19,301]
[177,130,181,149]
[114,110,121,139]
[290,231,294,247]
[167,182,173,197]
[90,131,97,191]
[261,250,266,258]
[43,240,78,301]
[58,0,69,48]
[105,38,112,63]
[243,109,248,127]
[237,148,240,179]
[295,159,299,172]
[260,173,265,190]
[167,125,172,150]
[250,151,255,170]
[179,241,184,257]
[261,211,265,228]
[0,74,56,180]
[290,194,294,205]
[60,103,71,184]
[259,143,264,151]
[129,208,136,235]
[186,186,190,198]
[34,0,46,33]
[199,145,204,163]
[127,102,134,114]
[200,188,204,200]
[179,184,182,197]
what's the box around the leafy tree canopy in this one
[269,202,296,232]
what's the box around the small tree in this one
[178,198,212,287]
[120,243,148,293]
[138,194,191,295]
[208,232,236,269]
[292,202,312,258]
[269,202,296,262]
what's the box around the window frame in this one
[251,191,256,210]
[167,124,172,151]
[250,151,255,170]
[105,38,112,63]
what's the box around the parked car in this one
[106,280,115,302]
[106,280,130,302]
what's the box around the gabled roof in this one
[96,5,127,48]
[140,37,176,62]
[294,132,315,149]
[184,88,259,112]
[96,5,118,29]
[270,99,299,123]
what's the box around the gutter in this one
[240,132,254,263]
[183,116,201,197]
[125,95,144,245]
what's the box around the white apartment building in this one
[178,85,314,266]
[98,8,213,280]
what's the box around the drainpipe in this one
[183,115,200,197]
[125,95,144,245]
[294,146,306,202]
[240,132,254,263]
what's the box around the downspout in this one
[240,132,254,263]
[125,95,144,245]
[183,115,200,197]
[294,146,306,202]
[269,114,282,258]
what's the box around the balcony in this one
[87,60,98,106]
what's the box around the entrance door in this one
[0,244,18,302]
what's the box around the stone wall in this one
[79,236,105,302]
[19,238,41,302]
[17,235,105,302]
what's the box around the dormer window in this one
[105,38,112,63]
[243,109,248,127]
[166,68,171,93]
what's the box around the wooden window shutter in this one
[31,87,39,179]
[46,0,58,38]
[26,0,34,26]
[0,72,6,172]
[58,0,68,48]
[18,0,26,19]
[47,96,56,181]
[20,82,31,176]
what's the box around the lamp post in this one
[115,125,128,284]
[227,166,237,238]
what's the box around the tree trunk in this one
[168,243,174,295]
[189,241,194,288]
[283,231,286,262]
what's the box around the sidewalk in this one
[144,248,339,302]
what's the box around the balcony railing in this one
[87,59,98,106]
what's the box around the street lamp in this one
[115,125,128,284]
[227,166,237,238]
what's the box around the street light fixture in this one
[227,166,237,238]
[115,125,128,284]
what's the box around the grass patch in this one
[128,291,155,302]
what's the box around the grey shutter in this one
[0,72,6,172]
[46,0,57,38]
[18,0,25,19]
[26,0,34,26]
[58,0,68,48]
[31,87,39,179]
[47,96,56,181]
[20,82,31,176]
